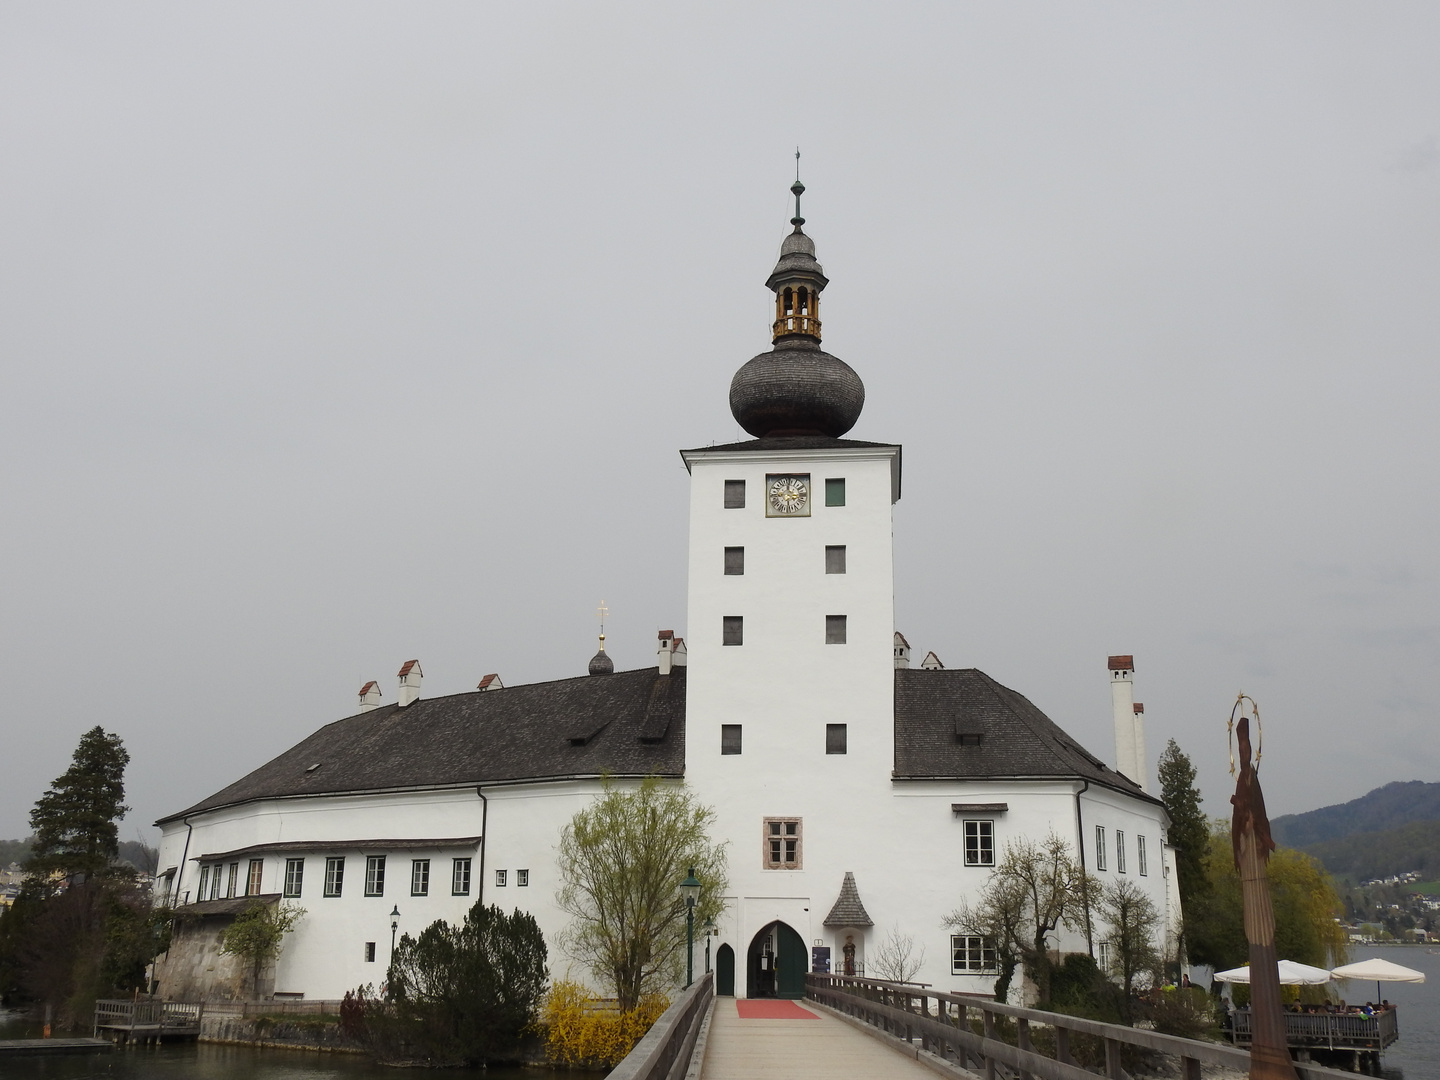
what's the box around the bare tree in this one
[870,925,927,984]
[946,832,1091,1005]
[1096,877,1160,1020]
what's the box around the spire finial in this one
[596,600,608,651]
[790,148,805,228]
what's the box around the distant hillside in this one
[0,837,156,874]
[1271,780,1440,847]
[1304,819,1440,884]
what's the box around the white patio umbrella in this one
[1213,960,1335,985]
[1330,957,1425,1003]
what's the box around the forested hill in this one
[1304,819,1440,884]
[0,837,156,873]
[1271,780,1440,847]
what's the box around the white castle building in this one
[153,181,1180,1003]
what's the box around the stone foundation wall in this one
[200,1012,362,1052]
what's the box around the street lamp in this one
[679,868,701,988]
[703,916,716,974]
[389,905,401,958]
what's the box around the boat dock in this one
[93,1000,204,1044]
[0,1037,113,1054]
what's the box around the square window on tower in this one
[763,819,802,869]
[826,615,847,644]
[721,725,742,755]
[724,480,746,509]
[825,478,846,506]
[723,616,743,646]
[825,545,846,574]
[826,724,847,754]
[724,547,744,575]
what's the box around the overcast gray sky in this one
[2,3,1437,843]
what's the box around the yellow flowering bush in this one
[543,980,670,1068]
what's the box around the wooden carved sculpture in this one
[1229,697,1298,1080]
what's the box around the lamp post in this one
[703,917,716,974]
[680,868,701,988]
[389,905,401,959]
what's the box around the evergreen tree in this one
[26,727,130,887]
[1157,738,1209,955]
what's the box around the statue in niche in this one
[843,935,856,976]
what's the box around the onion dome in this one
[729,174,865,438]
[588,634,614,676]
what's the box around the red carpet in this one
[735,999,819,1019]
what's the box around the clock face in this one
[766,474,811,517]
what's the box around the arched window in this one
[798,287,809,316]
[782,288,794,315]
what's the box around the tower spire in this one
[588,600,614,675]
[791,148,805,228]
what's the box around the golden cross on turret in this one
[596,600,609,649]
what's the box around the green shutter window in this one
[825,478,845,506]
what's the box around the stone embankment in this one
[199,1002,362,1053]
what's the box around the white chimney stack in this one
[358,680,383,712]
[657,630,675,675]
[920,650,944,670]
[894,631,911,669]
[1132,701,1148,794]
[670,637,686,667]
[397,659,423,707]
[1108,655,1144,789]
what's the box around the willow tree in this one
[556,778,727,1010]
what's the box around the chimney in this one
[894,631,911,669]
[358,680,383,712]
[1132,702,1149,794]
[1108,655,1141,788]
[920,650,944,670]
[397,659,423,707]
[671,637,687,667]
[477,674,504,691]
[657,630,674,675]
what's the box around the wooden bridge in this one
[93,999,204,1044]
[605,973,1371,1080]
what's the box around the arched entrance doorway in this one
[746,921,806,999]
[715,943,735,996]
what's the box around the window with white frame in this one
[452,858,471,895]
[951,935,998,974]
[517,869,529,887]
[1098,941,1112,973]
[1137,835,1148,876]
[496,869,507,887]
[284,858,304,898]
[247,859,264,896]
[963,820,995,867]
[1116,831,1126,874]
[324,856,345,897]
[210,866,222,901]
[199,865,211,901]
[365,856,386,896]
[226,862,239,898]
[1095,826,1107,871]
[411,859,430,896]
[763,819,802,869]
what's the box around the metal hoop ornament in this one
[1227,693,1262,777]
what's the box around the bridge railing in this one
[1232,1006,1398,1051]
[94,999,204,1033]
[605,973,713,1080]
[806,974,1358,1080]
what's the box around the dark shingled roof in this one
[159,667,686,824]
[893,668,1160,804]
[823,871,874,928]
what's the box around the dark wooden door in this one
[716,944,735,996]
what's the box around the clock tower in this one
[681,179,901,995]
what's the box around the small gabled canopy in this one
[477,674,504,691]
[920,651,944,670]
[823,871,874,928]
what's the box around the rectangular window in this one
[721,724,742,755]
[964,820,996,867]
[1095,826,1107,872]
[724,547,744,575]
[247,859,264,896]
[496,869,508,887]
[517,869,529,887]
[724,480,745,509]
[325,857,345,897]
[411,859,430,896]
[226,862,239,898]
[284,858,304,898]
[825,615,847,644]
[825,724,847,754]
[1116,831,1127,874]
[825,545,846,574]
[825,478,846,506]
[723,615,743,646]
[1138,835,1148,876]
[365,856,386,896]
[951,935,998,974]
[210,866,221,901]
[364,942,376,963]
[763,819,802,869]
[199,865,211,901]
[452,858,472,896]
[1098,941,1112,973]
